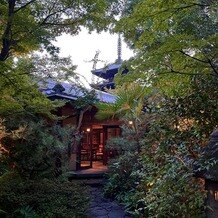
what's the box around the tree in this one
[0,0,121,120]
[0,56,66,119]
[0,0,120,120]
[113,0,218,139]
[0,1,121,216]
[0,0,119,61]
[102,1,217,216]
[115,0,218,95]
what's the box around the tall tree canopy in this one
[0,0,119,61]
[101,2,217,216]
[115,0,218,95]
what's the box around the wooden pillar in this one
[89,126,93,168]
[103,126,108,165]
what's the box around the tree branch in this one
[42,21,78,26]
[148,3,210,18]
[160,69,200,76]
[0,71,20,90]
[14,0,37,13]
[39,8,67,26]
[207,58,218,76]
[178,50,209,64]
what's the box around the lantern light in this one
[128,121,133,125]
[214,191,218,201]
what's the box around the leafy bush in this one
[139,144,206,217]
[104,153,143,211]
[103,101,209,217]
[1,118,75,179]
[105,134,206,217]
[0,171,89,218]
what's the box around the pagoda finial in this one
[117,33,122,64]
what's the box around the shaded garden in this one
[0,0,218,217]
[97,1,218,216]
[0,0,117,216]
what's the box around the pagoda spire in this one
[116,33,122,64]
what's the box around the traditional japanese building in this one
[39,35,131,171]
[40,80,121,171]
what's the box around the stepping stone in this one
[87,187,131,218]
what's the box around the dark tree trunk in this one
[0,0,16,61]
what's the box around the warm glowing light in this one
[128,121,133,125]
[86,128,90,132]
[214,191,218,201]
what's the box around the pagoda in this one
[91,34,128,91]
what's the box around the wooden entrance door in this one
[78,125,120,169]
[79,127,104,169]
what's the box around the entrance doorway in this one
[80,127,104,169]
[79,125,120,170]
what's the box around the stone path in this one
[87,186,131,218]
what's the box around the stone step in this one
[81,178,106,187]
[68,172,107,180]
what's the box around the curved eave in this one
[92,68,119,79]
[92,63,121,79]
[46,93,77,101]
[92,67,129,80]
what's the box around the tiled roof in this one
[92,63,121,74]
[39,80,117,103]
[95,89,117,103]
[92,63,121,79]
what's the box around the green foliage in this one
[103,74,216,216]
[101,1,218,217]
[140,143,206,217]
[164,75,218,135]
[115,0,218,94]
[96,83,147,121]
[23,54,78,83]
[0,0,120,60]
[1,117,75,179]
[104,153,142,203]
[106,123,148,153]
[0,1,120,217]
[14,205,39,218]
[105,124,207,217]
[0,171,89,218]
[0,59,63,119]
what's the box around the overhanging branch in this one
[14,0,37,13]
[178,50,209,64]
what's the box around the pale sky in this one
[54,28,134,86]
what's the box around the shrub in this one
[138,145,206,217]
[104,153,144,212]
[104,118,207,217]
[1,118,75,179]
[0,171,89,218]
